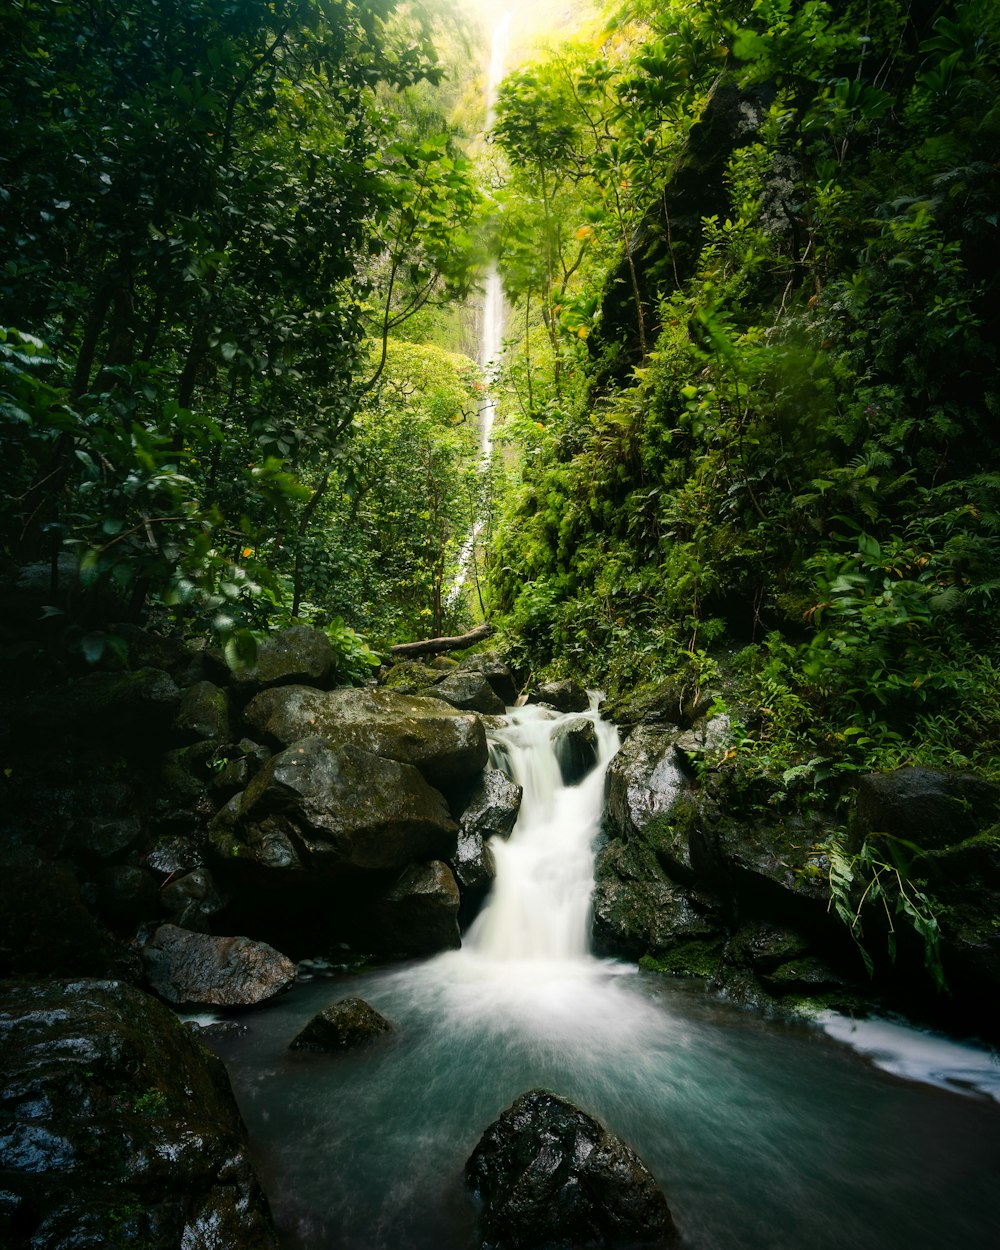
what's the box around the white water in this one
[464,703,619,962]
[448,14,510,606]
[211,701,1000,1249]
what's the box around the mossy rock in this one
[379,660,445,693]
[640,937,727,980]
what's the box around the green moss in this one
[131,1089,168,1116]
[640,937,726,979]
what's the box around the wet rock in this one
[174,679,232,743]
[420,669,506,715]
[72,812,143,862]
[226,735,457,874]
[460,768,523,842]
[289,996,392,1052]
[142,924,296,1007]
[606,726,693,880]
[451,769,523,898]
[593,840,719,959]
[152,743,216,836]
[455,653,519,706]
[144,835,204,876]
[0,861,117,979]
[161,868,225,931]
[110,622,207,685]
[96,864,162,932]
[207,738,271,799]
[368,861,462,955]
[601,679,689,730]
[452,829,497,894]
[230,625,337,691]
[525,680,589,713]
[0,978,278,1249]
[552,715,599,785]
[855,767,1000,851]
[673,713,731,770]
[242,685,488,785]
[465,1089,678,1250]
[724,922,811,975]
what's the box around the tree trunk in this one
[390,622,493,658]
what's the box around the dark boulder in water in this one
[465,1089,679,1249]
[525,680,589,713]
[552,715,599,785]
[290,996,392,1052]
[366,860,463,955]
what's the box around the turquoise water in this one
[210,957,1000,1250]
[208,704,1000,1248]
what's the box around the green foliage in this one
[486,0,1000,795]
[0,0,482,654]
[293,339,482,646]
[825,832,946,991]
[130,1088,168,1116]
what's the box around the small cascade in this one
[213,695,1000,1250]
[464,702,620,963]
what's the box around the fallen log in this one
[390,622,493,659]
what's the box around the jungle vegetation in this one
[3,0,1000,789]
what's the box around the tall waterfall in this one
[448,14,511,605]
[464,703,620,963]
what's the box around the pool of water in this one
[208,955,1000,1250]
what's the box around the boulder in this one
[525,679,589,713]
[152,743,216,837]
[144,835,204,876]
[606,726,693,880]
[420,669,506,715]
[368,861,462,954]
[0,979,278,1249]
[242,685,488,785]
[552,715,599,785]
[174,679,232,743]
[110,622,207,686]
[465,1089,678,1250]
[452,828,497,894]
[456,653,519,706]
[207,737,272,799]
[451,769,523,897]
[142,924,296,1007]
[593,840,720,959]
[855,767,1000,851]
[229,735,457,874]
[289,996,392,1052]
[460,768,523,842]
[379,658,446,693]
[71,812,143,863]
[229,624,337,691]
[160,867,225,932]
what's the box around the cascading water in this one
[448,15,510,606]
[462,703,619,963]
[211,703,1000,1250]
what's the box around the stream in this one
[208,703,1000,1250]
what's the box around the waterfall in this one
[463,703,620,963]
[215,702,1000,1250]
[448,14,511,606]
